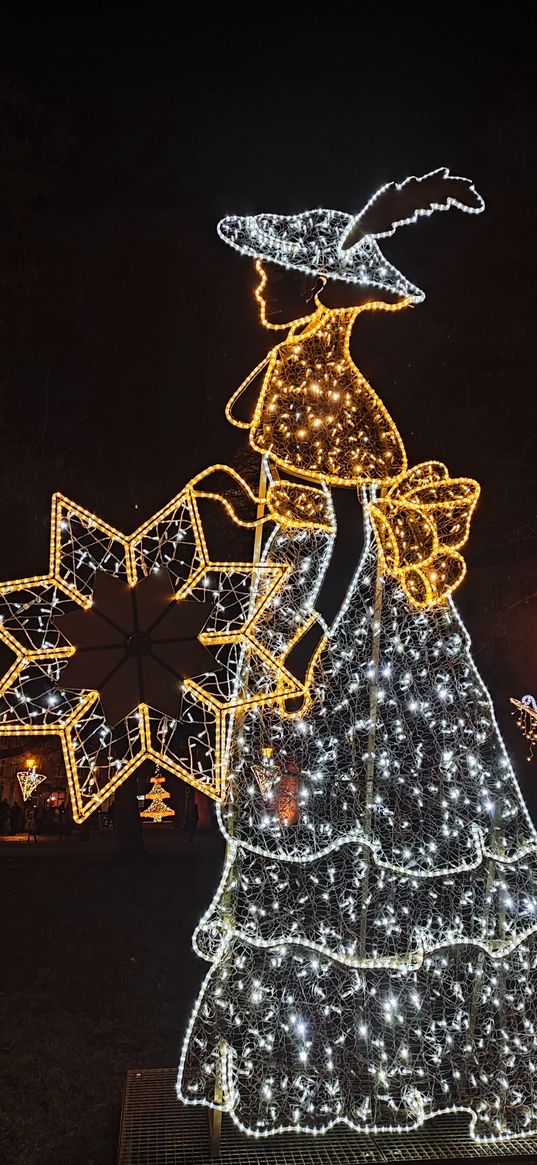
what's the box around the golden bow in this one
[369,461,480,609]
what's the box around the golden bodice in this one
[248,305,407,487]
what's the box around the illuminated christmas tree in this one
[140,768,175,823]
[178,173,537,1142]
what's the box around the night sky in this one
[0,13,536,583]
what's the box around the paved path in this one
[0,826,220,858]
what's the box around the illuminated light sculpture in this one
[140,766,175,823]
[511,694,537,760]
[0,469,301,822]
[178,172,537,1146]
[17,765,47,801]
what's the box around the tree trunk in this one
[114,773,146,859]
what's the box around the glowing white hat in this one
[218,168,485,303]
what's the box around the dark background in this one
[0,9,536,775]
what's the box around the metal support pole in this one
[360,564,384,956]
[208,459,268,1156]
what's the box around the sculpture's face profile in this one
[254,259,413,332]
[254,261,319,330]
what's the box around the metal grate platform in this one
[118,1069,537,1165]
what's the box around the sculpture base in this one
[118,1069,537,1164]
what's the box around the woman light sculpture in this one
[177,171,537,1144]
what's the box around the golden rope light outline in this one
[369,461,480,609]
[225,264,480,606]
[226,261,411,490]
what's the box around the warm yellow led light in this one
[369,462,480,608]
[227,262,410,490]
[140,768,175,822]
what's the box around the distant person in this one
[9,801,22,835]
[58,803,65,843]
[188,799,199,843]
[26,806,38,843]
[0,798,10,834]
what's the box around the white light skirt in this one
[178,514,537,1141]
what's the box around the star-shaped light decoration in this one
[0,466,301,822]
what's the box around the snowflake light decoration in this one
[0,467,301,822]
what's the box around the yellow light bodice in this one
[248,304,407,487]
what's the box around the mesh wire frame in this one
[117,1069,537,1165]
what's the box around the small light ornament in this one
[252,747,301,825]
[140,766,175,823]
[252,746,277,799]
[511,694,537,760]
[17,763,47,801]
[276,758,300,827]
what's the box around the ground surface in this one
[0,826,225,1165]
